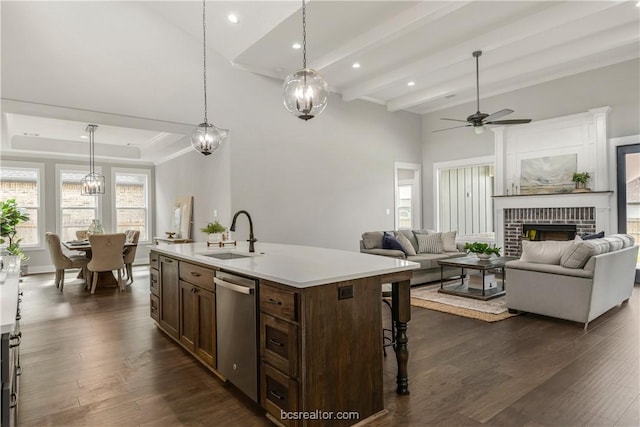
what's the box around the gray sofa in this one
[360,230,466,286]
[506,234,638,329]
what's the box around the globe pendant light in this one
[81,124,105,195]
[282,0,328,121]
[190,0,229,156]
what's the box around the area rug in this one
[410,284,517,322]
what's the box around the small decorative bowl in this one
[165,231,176,239]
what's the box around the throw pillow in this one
[416,232,443,254]
[608,233,635,248]
[582,231,604,240]
[441,231,457,252]
[520,240,574,265]
[395,232,417,256]
[382,232,406,254]
[362,231,384,249]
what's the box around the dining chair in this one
[76,230,88,240]
[45,232,89,292]
[87,233,126,294]
[123,230,140,284]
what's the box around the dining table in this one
[62,239,138,288]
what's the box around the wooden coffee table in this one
[437,256,517,301]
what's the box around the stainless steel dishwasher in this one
[214,270,258,402]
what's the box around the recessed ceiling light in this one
[636,1,640,7]
[407,81,415,87]
[292,42,302,49]
[227,14,239,24]
[352,62,361,69]
[80,135,89,139]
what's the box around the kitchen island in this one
[149,242,418,426]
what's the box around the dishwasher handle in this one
[214,277,254,295]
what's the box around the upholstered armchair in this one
[45,232,89,292]
[87,233,126,294]
[123,230,140,283]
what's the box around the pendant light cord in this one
[302,0,307,69]
[89,126,94,174]
[202,0,208,123]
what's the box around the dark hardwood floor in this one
[16,268,639,426]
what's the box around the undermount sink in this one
[200,252,252,260]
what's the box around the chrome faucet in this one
[230,210,257,253]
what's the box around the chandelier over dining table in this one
[81,124,105,195]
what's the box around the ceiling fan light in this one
[190,122,229,155]
[282,68,329,121]
[474,125,485,135]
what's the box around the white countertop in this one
[150,242,419,288]
[0,259,21,334]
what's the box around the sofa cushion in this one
[362,231,384,249]
[603,236,624,252]
[382,232,406,254]
[506,260,594,279]
[520,240,574,265]
[395,232,417,256]
[560,238,610,269]
[361,248,405,258]
[396,230,419,252]
[416,233,443,254]
[609,233,635,248]
[441,231,457,252]
[407,253,451,269]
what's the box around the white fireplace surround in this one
[491,107,614,252]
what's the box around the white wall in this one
[156,72,422,251]
[422,58,640,228]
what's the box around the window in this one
[113,168,150,242]
[58,168,99,241]
[394,162,422,230]
[0,161,44,247]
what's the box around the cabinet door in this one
[195,288,216,368]
[179,281,196,352]
[159,256,179,339]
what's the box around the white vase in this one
[208,233,222,243]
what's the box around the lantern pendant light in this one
[190,0,229,156]
[282,0,329,120]
[81,124,105,195]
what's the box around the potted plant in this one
[464,242,501,259]
[1,198,31,263]
[572,172,590,192]
[201,220,226,242]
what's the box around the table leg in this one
[392,279,411,395]
[440,265,444,289]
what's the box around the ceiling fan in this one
[434,50,531,134]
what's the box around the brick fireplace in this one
[493,192,613,259]
[504,207,595,257]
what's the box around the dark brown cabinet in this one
[150,252,217,371]
[159,256,179,339]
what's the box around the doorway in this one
[617,143,640,281]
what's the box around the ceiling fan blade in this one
[484,109,513,122]
[440,118,468,123]
[485,119,532,125]
[432,124,471,133]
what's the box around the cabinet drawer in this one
[260,282,298,322]
[261,314,298,377]
[261,363,299,426]
[179,262,215,291]
[150,268,159,296]
[150,294,159,322]
[149,252,159,270]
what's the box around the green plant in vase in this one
[572,172,590,191]
[1,198,31,262]
[464,242,501,259]
[201,220,226,242]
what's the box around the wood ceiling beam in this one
[341,1,620,102]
